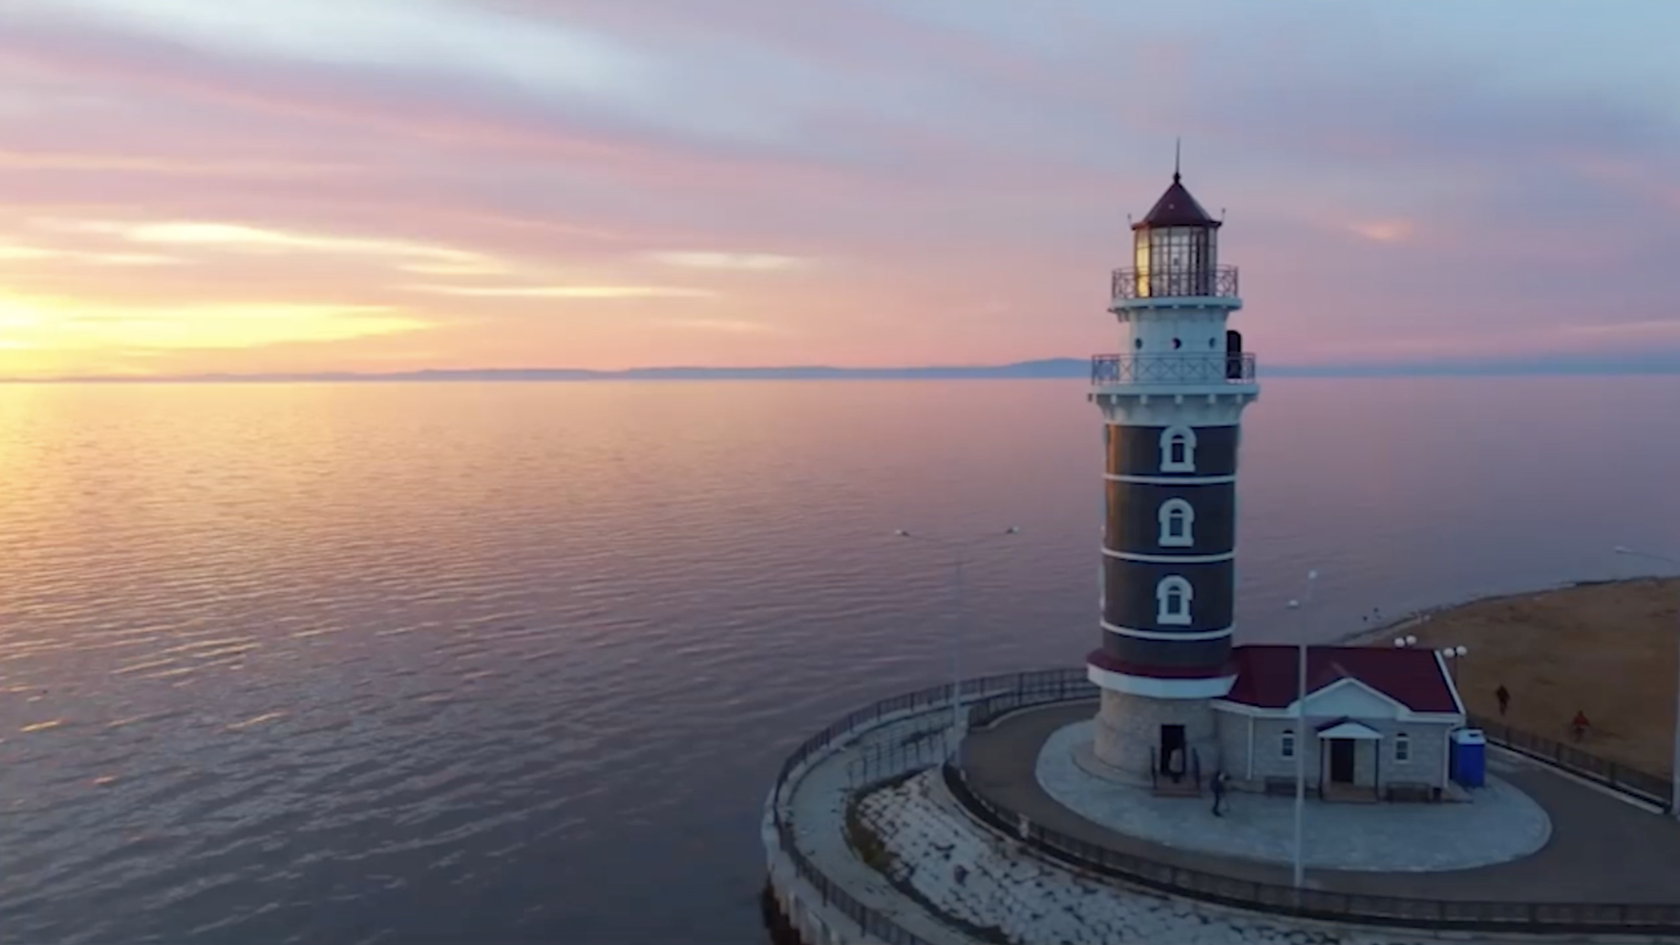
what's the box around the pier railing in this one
[1090,353,1256,385]
[1112,265,1239,300]
[1469,715,1672,809]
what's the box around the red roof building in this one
[1204,644,1468,797]
[1222,645,1465,716]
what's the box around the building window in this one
[1156,575,1193,625]
[1159,425,1197,472]
[1281,729,1295,759]
[1158,499,1194,547]
[1395,732,1410,763]
[1134,337,1144,350]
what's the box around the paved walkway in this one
[963,702,1680,902]
[1038,719,1551,872]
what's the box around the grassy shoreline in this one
[1341,577,1680,778]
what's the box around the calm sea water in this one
[1,377,1677,945]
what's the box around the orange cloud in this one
[401,283,716,300]
[644,251,812,272]
[0,148,352,179]
[1348,220,1415,243]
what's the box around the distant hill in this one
[6,353,1679,383]
[18,358,1094,383]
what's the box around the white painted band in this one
[1103,474,1236,485]
[1087,663,1236,699]
[1101,620,1234,641]
[1100,547,1234,564]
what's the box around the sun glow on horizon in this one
[0,289,431,377]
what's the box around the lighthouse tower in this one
[1085,163,1258,784]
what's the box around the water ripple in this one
[0,378,1677,944]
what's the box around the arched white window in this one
[1157,498,1194,547]
[1155,575,1193,625]
[1281,729,1296,759]
[1394,732,1411,763]
[1159,425,1197,472]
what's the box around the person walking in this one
[1571,709,1591,742]
[1495,684,1511,717]
[1210,770,1227,817]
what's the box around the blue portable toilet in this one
[1450,728,1487,788]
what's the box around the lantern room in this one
[1130,170,1222,299]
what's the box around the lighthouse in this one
[1085,162,1258,785]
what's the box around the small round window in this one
[1172,338,1183,350]
[1208,337,1217,349]
[1134,338,1144,350]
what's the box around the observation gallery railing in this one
[772,667,1680,940]
[1111,265,1239,300]
[1090,353,1257,385]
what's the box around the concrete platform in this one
[1039,719,1551,872]
[962,702,1680,901]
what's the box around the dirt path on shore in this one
[1349,577,1680,777]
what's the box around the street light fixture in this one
[896,526,1021,767]
[1285,567,1318,891]
[1613,545,1680,820]
[1434,644,1470,685]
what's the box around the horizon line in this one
[4,355,1680,384]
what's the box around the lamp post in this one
[1437,644,1470,683]
[1613,545,1680,820]
[1285,568,1319,891]
[896,526,1021,768]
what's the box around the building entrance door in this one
[1159,725,1186,781]
[1329,738,1356,784]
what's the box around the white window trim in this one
[1281,728,1296,759]
[1394,732,1411,763]
[1158,498,1195,547]
[1155,575,1193,625]
[1159,425,1197,473]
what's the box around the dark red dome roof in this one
[1133,172,1220,230]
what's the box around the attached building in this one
[1215,645,1466,799]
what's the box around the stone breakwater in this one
[852,768,1438,945]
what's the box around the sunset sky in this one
[2,0,1678,378]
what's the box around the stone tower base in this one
[1092,688,1221,784]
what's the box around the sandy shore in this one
[1345,577,1680,778]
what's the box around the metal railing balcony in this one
[1111,266,1239,301]
[1090,353,1257,386]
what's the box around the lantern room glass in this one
[1133,225,1217,298]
